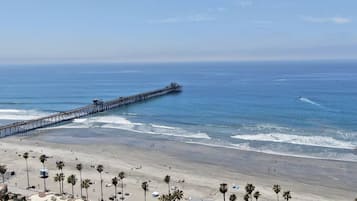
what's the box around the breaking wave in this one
[299,97,322,107]
[231,133,355,149]
[57,115,211,139]
[0,109,50,120]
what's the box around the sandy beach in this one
[0,128,356,201]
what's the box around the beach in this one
[1,128,356,201]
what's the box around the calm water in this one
[1,61,357,161]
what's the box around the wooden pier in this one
[0,83,182,138]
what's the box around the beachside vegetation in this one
[76,163,83,198]
[39,154,48,192]
[23,152,30,188]
[96,164,104,201]
[67,174,77,197]
[1,155,302,201]
[219,183,228,201]
[141,181,149,201]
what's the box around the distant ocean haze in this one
[0,61,356,161]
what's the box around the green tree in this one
[67,174,77,198]
[172,189,184,200]
[23,152,30,188]
[164,175,171,194]
[158,189,184,201]
[0,165,7,183]
[56,161,65,194]
[273,184,281,201]
[118,171,125,200]
[112,177,119,200]
[96,165,104,201]
[81,179,92,201]
[229,194,237,201]
[76,163,83,198]
[253,191,261,201]
[219,183,228,201]
[245,184,255,201]
[141,181,149,201]
[283,191,292,201]
[39,154,47,192]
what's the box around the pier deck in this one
[0,83,181,138]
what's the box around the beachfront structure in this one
[0,83,182,138]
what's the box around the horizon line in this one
[1,57,357,66]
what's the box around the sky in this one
[0,0,356,63]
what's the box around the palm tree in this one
[243,194,250,201]
[39,154,47,192]
[164,175,171,194]
[23,152,30,188]
[229,194,237,201]
[245,184,255,201]
[81,179,92,201]
[76,163,83,198]
[283,191,292,201]
[0,165,7,183]
[112,177,119,200]
[273,184,281,201]
[141,181,149,201]
[219,183,228,201]
[172,189,184,200]
[96,165,104,201]
[253,191,261,201]
[56,161,65,194]
[67,174,77,198]
[54,173,62,194]
[118,171,125,200]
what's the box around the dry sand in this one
[0,128,356,201]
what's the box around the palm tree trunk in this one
[277,194,279,201]
[80,171,83,198]
[100,173,103,201]
[1,174,4,183]
[86,188,89,201]
[114,186,117,200]
[168,183,170,195]
[61,170,64,194]
[72,185,74,197]
[144,190,146,201]
[59,174,62,194]
[223,193,226,201]
[26,159,30,187]
[42,163,46,192]
[121,181,124,200]
[43,178,47,192]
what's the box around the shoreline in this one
[1,128,357,201]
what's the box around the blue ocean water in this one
[0,61,357,160]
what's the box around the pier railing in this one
[0,83,181,138]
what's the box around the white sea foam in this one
[299,97,322,107]
[151,124,176,130]
[0,109,50,120]
[231,133,355,149]
[58,115,211,139]
[185,141,357,162]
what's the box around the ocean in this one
[1,60,357,161]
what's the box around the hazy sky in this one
[0,0,356,63]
